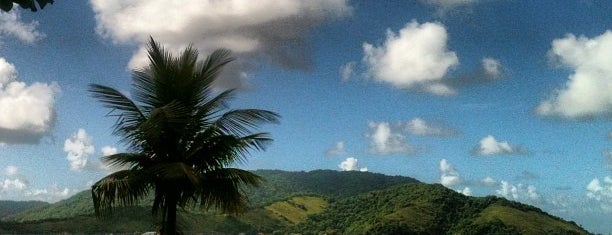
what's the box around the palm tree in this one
[89,37,279,235]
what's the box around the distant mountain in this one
[0,201,48,219]
[0,170,592,234]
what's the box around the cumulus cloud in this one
[536,31,612,119]
[0,178,26,191]
[325,141,346,156]
[366,122,414,155]
[91,0,351,88]
[438,56,505,90]
[362,20,459,95]
[480,176,497,186]
[64,129,95,171]
[496,181,541,202]
[340,61,356,81]
[0,165,77,202]
[338,157,368,172]
[24,184,76,202]
[440,158,462,187]
[0,10,44,43]
[0,166,28,195]
[0,58,59,144]
[472,135,527,156]
[101,145,117,157]
[458,187,472,196]
[481,57,503,78]
[586,176,612,211]
[404,118,460,137]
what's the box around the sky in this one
[0,0,610,233]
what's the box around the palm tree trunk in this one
[162,193,178,235]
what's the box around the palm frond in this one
[187,132,272,169]
[196,49,234,92]
[215,109,280,136]
[131,70,159,113]
[88,84,145,148]
[102,153,152,169]
[151,162,201,187]
[195,89,236,123]
[138,101,192,144]
[92,169,152,216]
[196,168,263,213]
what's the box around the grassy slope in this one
[265,196,327,224]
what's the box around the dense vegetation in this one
[289,183,587,235]
[0,201,47,219]
[0,170,592,234]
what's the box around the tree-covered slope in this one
[0,170,592,234]
[246,169,419,206]
[6,169,417,223]
[289,183,590,235]
[0,201,48,219]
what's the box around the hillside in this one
[0,170,592,234]
[289,183,589,235]
[0,201,48,219]
[5,169,417,222]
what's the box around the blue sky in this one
[0,0,610,233]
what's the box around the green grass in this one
[264,196,327,224]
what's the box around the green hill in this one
[289,183,589,235]
[0,170,592,234]
[0,201,48,219]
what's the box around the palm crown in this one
[89,37,279,234]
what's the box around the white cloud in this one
[366,122,413,155]
[91,0,351,87]
[64,129,95,171]
[536,31,612,118]
[0,165,29,194]
[0,178,26,191]
[496,181,541,202]
[362,20,458,94]
[459,187,472,196]
[325,141,345,156]
[472,135,526,156]
[24,184,76,203]
[440,158,462,187]
[0,58,59,144]
[0,10,44,43]
[101,145,117,156]
[338,157,368,172]
[586,177,612,211]
[481,176,497,186]
[3,165,18,176]
[481,57,502,78]
[340,61,356,81]
[405,118,460,137]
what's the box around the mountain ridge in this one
[0,169,592,234]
